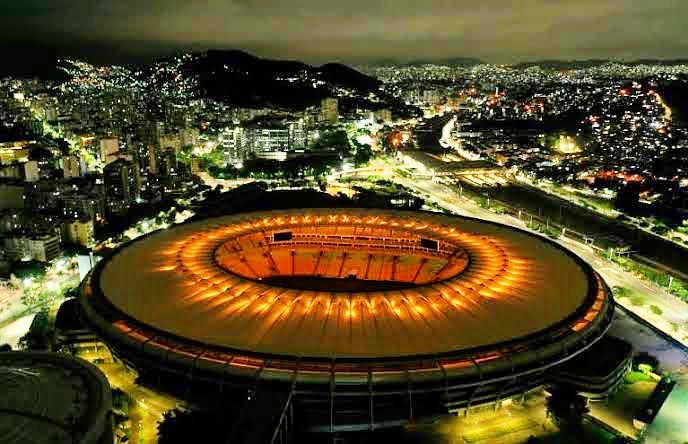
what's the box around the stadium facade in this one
[80,209,615,432]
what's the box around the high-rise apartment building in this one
[319,98,339,123]
[103,158,141,214]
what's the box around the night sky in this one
[3,0,688,67]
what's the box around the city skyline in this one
[3,0,688,69]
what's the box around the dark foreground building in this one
[80,208,620,439]
[0,352,113,444]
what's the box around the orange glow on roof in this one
[97,208,605,360]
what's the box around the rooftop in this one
[95,209,602,360]
[0,352,112,444]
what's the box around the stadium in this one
[80,208,614,433]
[0,352,113,444]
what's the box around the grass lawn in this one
[461,416,537,443]
[624,371,655,384]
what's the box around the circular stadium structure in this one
[0,352,113,444]
[80,208,614,431]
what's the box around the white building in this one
[242,120,308,161]
[180,128,200,148]
[374,109,393,123]
[148,145,158,174]
[3,233,61,262]
[219,127,246,166]
[61,219,95,247]
[422,89,442,105]
[23,161,40,182]
[62,156,83,178]
[159,132,182,154]
[99,137,120,165]
[320,98,339,123]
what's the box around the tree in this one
[615,184,640,212]
[55,298,83,331]
[651,224,670,236]
[612,286,631,299]
[633,352,659,372]
[353,144,373,167]
[112,388,130,412]
[12,261,47,280]
[546,386,589,432]
[17,311,56,351]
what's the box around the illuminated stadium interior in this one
[80,208,615,431]
[214,224,470,291]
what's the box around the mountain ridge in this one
[171,49,383,109]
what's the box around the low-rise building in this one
[0,181,24,209]
[99,137,120,165]
[398,150,502,178]
[61,192,105,222]
[373,108,393,123]
[62,155,84,178]
[23,160,40,182]
[3,233,61,262]
[319,97,339,123]
[61,218,95,247]
[103,159,141,215]
[0,140,31,165]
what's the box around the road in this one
[439,115,457,149]
[100,362,182,443]
[0,313,35,348]
[382,171,688,443]
[196,172,258,190]
[78,348,184,444]
[429,111,688,277]
[360,162,688,347]
[609,309,688,444]
[0,257,80,348]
